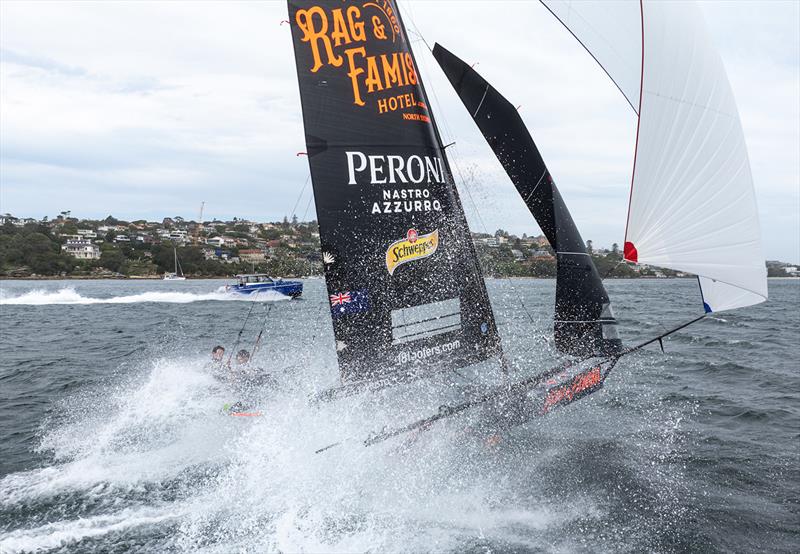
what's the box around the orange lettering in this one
[296,7,342,72]
[403,53,417,85]
[347,6,366,41]
[365,56,383,93]
[330,9,351,47]
[381,53,404,88]
[344,47,366,106]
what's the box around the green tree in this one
[100,249,126,273]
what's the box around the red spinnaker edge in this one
[623,0,646,254]
[624,241,638,263]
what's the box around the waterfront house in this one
[62,239,101,260]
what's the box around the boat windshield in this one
[238,275,274,285]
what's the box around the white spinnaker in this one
[541,1,641,112]
[541,0,767,313]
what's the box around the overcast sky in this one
[1,1,798,262]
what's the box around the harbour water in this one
[0,278,797,553]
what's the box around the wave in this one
[0,287,291,306]
[0,507,178,553]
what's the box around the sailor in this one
[233,349,276,388]
[235,349,251,365]
[211,345,225,363]
[208,345,227,380]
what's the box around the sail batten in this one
[541,0,767,313]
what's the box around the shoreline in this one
[2,275,796,282]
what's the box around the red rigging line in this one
[623,0,646,263]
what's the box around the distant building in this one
[239,249,266,262]
[510,249,524,261]
[62,239,101,260]
[207,236,225,248]
[531,249,554,260]
[474,236,499,248]
[168,230,188,244]
[114,234,130,243]
[76,229,97,239]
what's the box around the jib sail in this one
[288,1,501,381]
[432,43,621,357]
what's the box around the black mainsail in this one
[432,43,621,358]
[288,2,501,381]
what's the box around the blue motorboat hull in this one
[227,281,303,298]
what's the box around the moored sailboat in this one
[163,247,186,281]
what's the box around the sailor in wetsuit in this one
[208,345,226,380]
[224,349,276,414]
[230,349,274,387]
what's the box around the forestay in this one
[288,0,501,381]
[541,0,767,313]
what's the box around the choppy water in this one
[0,278,797,553]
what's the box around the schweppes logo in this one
[385,228,438,275]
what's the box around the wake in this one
[0,287,291,306]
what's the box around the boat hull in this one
[226,281,303,298]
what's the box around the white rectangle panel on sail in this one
[391,298,462,345]
[625,1,767,312]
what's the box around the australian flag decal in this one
[329,290,369,318]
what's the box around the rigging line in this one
[251,302,274,358]
[403,1,432,52]
[600,259,625,281]
[289,173,311,220]
[402,2,541,365]
[400,1,532,370]
[301,190,315,222]
[401,11,542,336]
[226,289,261,366]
